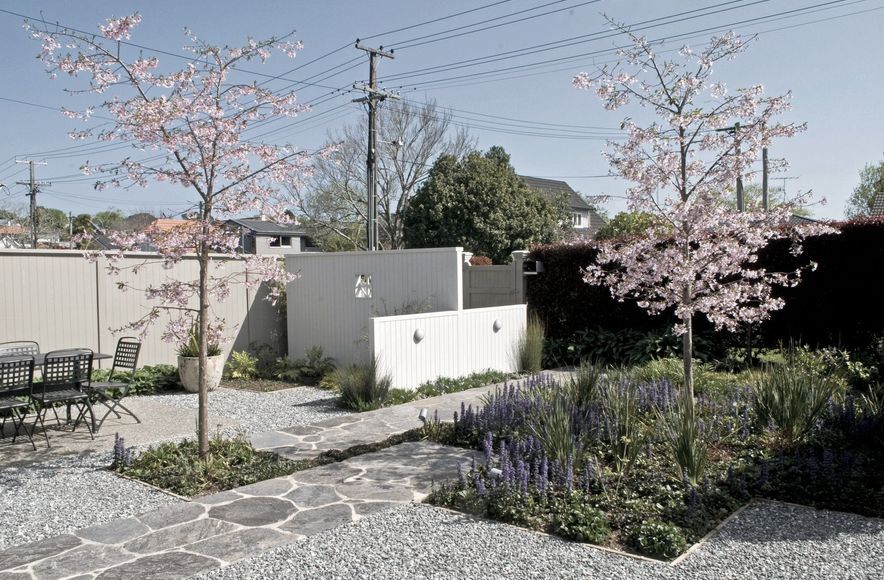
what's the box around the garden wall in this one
[0,249,283,366]
[370,304,526,390]
[285,247,463,367]
[527,218,884,349]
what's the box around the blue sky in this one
[0,0,881,220]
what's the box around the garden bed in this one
[220,378,304,392]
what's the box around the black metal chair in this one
[34,349,95,446]
[0,341,40,357]
[86,337,142,432]
[0,355,37,450]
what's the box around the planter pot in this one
[178,355,225,393]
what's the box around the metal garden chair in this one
[0,341,40,357]
[34,349,95,446]
[0,355,37,450]
[86,337,142,432]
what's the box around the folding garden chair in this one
[86,337,141,432]
[34,349,95,446]
[0,341,40,357]
[0,355,37,450]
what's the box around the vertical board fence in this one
[0,250,283,366]
[370,304,526,390]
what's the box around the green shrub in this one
[225,351,259,380]
[753,362,840,445]
[114,431,296,497]
[516,315,545,373]
[628,519,687,559]
[335,358,392,411]
[657,394,707,484]
[629,357,742,396]
[275,346,336,384]
[414,370,510,398]
[549,493,611,544]
[91,364,181,396]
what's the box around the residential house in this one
[227,216,317,255]
[0,220,26,249]
[520,175,607,238]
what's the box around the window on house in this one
[355,274,372,299]
[269,236,292,247]
[572,213,583,227]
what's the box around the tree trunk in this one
[197,207,210,458]
[681,285,694,404]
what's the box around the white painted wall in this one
[0,250,283,367]
[370,304,527,390]
[285,247,463,366]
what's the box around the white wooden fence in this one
[462,251,527,309]
[370,304,526,390]
[0,250,283,367]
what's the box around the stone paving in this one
[248,380,509,460]
[0,441,478,579]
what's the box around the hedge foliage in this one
[527,217,884,349]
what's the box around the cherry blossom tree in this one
[573,26,834,401]
[28,14,313,455]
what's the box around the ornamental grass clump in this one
[516,315,545,373]
[335,357,392,411]
[657,393,708,485]
[753,362,839,445]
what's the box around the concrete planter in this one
[178,355,224,393]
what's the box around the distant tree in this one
[0,208,22,223]
[402,146,568,263]
[294,99,473,250]
[121,211,157,232]
[721,183,812,217]
[595,210,662,240]
[35,206,68,235]
[92,209,125,230]
[845,161,884,219]
[72,213,93,235]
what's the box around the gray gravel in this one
[199,501,884,580]
[140,386,351,434]
[197,503,671,580]
[0,451,181,550]
[677,501,884,579]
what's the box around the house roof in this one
[520,175,593,211]
[0,224,26,235]
[871,191,884,217]
[147,218,198,232]
[789,214,820,226]
[227,217,309,236]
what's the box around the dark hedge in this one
[527,218,884,349]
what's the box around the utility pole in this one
[776,176,799,204]
[68,211,74,249]
[353,40,397,251]
[15,160,49,249]
[716,123,744,211]
[762,146,769,211]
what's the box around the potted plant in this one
[177,325,224,393]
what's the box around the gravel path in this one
[677,501,884,579]
[0,451,181,550]
[140,386,351,434]
[198,503,671,580]
[199,501,884,580]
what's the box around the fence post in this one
[511,250,528,305]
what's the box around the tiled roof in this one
[227,217,309,236]
[520,175,593,211]
[871,191,884,217]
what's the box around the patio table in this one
[32,351,113,365]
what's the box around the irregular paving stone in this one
[187,528,296,563]
[232,478,293,498]
[279,503,354,536]
[195,490,243,506]
[284,485,341,509]
[124,519,239,555]
[76,517,150,545]
[32,544,130,580]
[0,571,34,579]
[0,534,82,571]
[96,551,218,580]
[208,497,296,527]
[277,424,324,436]
[290,464,363,486]
[137,502,206,531]
[353,501,397,517]
[247,431,299,451]
[334,481,415,502]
